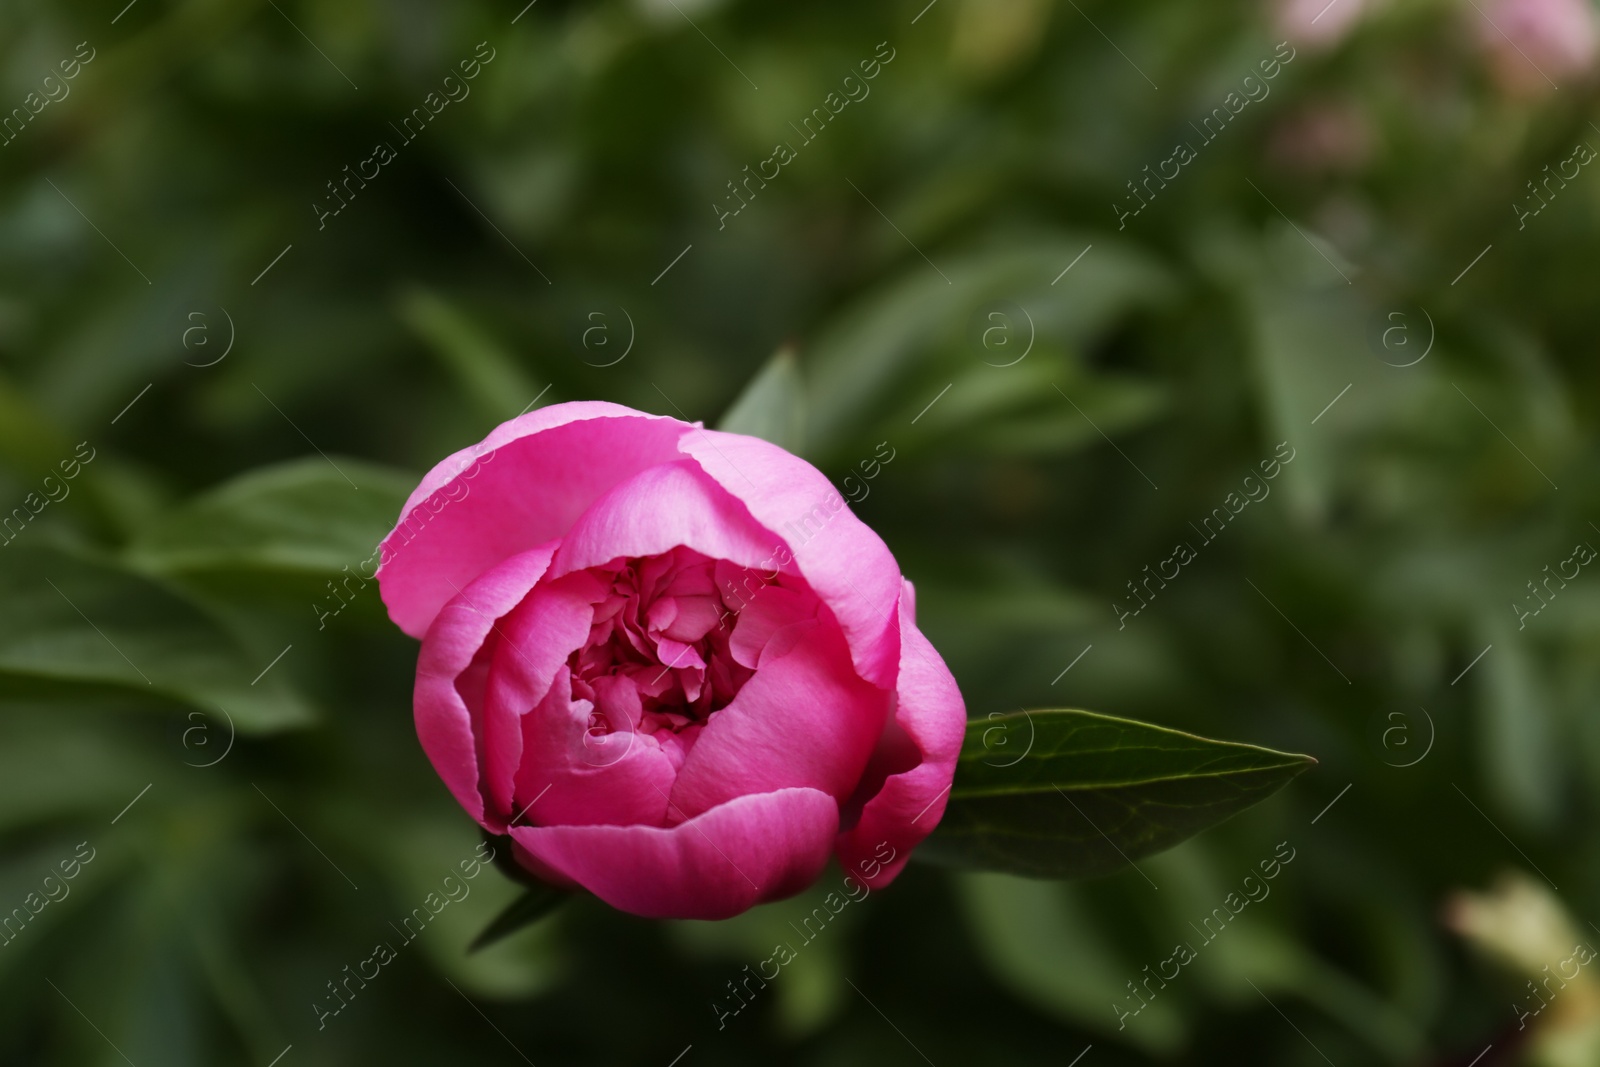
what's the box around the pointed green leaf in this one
[0,546,313,732]
[126,457,414,576]
[801,240,1173,459]
[398,288,542,422]
[717,346,804,453]
[920,709,1314,879]
[469,884,568,953]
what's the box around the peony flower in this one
[377,401,965,920]
[1471,0,1600,94]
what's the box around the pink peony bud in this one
[378,402,966,920]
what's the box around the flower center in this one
[568,548,772,743]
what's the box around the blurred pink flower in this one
[1277,0,1370,50]
[1270,100,1376,173]
[1472,0,1600,93]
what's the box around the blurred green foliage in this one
[3,0,1599,1063]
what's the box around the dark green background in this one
[1,0,1596,1063]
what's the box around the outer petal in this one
[479,571,607,827]
[413,543,558,824]
[379,402,687,639]
[509,787,839,920]
[677,429,902,689]
[668,619,888,821]
[547,460,788,579]
[834,582,965,889]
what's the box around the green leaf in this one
[126,457,414,576]
[0,546,313,732]
[898,355,1168,458]
[921,709,1314,879]
[469,884,568,953]
[1477,612,1561,829]
[374,818,565,996]
[0,708,164,832]
[801,239,1173,459]
[398,287,544,423]
[716,346,804,453]
[0,370,76,476]
[953,871,1187,1053]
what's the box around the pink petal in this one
[379,403,687,639]
[728,584,816,669]
[508,787,840,919]
[835,581,966,889]
[547,460,787,580]
[512,669,681,828]
[677,430,902,688]
[478,570,608,826]
[413,543,558,824]
[659,596,723,643]
[668,620,889,820]
[664,564,717,598]
[652,636,705,674]
[644,597,677,633]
